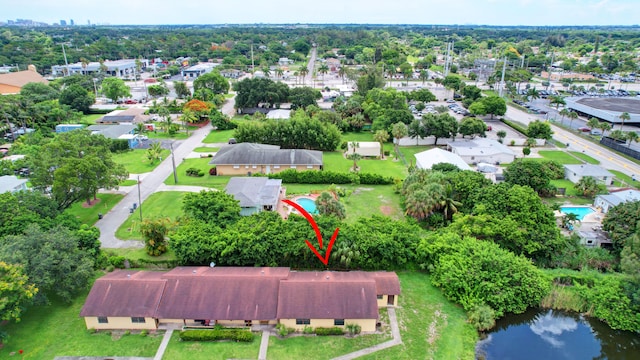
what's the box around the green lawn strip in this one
[203,129,235,143]
[324,151,408,178]
[104,247,178,263]
[193,147,219,153]
[609,170,637,188]
[550,179,583,197]
[116,191,188,240]
[398,146,429,166]
[80,113,104,125]
[359,272,477,360]
[165,158,230,188]
[544,196,594,206]
[569,151,600,164]
[162,331,260,360]
[537,150,583,164]
[0,287,163,359]
[343,185,403,222]
[65,193,124,225]
[147,131,191,140]
[342,131,376,143]
[267,329,388,360]
[119,179,138,186]
[113,149,170,174]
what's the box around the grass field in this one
[203,129,235,144]
[80,114,104,125]
[113,149,170,174]
[119,179,138,186]
[147,131,191,140]
[164,158,231,188]
[610,170,637,188]
[0,285,164,359]
[193,147,219,152]
[162,331,261,360]
[65,193,124,225]
[115,191,187,240]
[569,151,600,164]
[537,150,583,164]
[105,247,178,263]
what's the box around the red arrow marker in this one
[283,199,339,266]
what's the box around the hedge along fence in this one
[262,169,394,185]
[179,329,254,342]
[500,118,528,136]
[314,327,345,336]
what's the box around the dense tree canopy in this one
[603,201,640,255]
[193,71,230,95]
[59,84,94,114]
[289,86,322,110]
[0,261,37,322]
[233,77,289,109]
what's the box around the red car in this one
[124,99,138,104]
[578,127,591,132]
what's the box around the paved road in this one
[95,96,236,248]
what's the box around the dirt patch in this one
[380,205,394,215]
[81,198,102,208]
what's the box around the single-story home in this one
[181,63,220,79]
[220,69,243,79]
[87,124,139,149]
[564,164,614,186]
[266,109,291,120]
[55,124,85,133]
[97,108,147,124]
[225,177,283,216]
[414,148,472,171]
[0,175,28,194]
[347,142,380,158]
[209,143,323,176]
[80,267,400,331]
[0,66,48,95]
[594,189,640,213]
[447,138,515,165]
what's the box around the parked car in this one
[228,138,237,144]
[124,99,138,104]
[578,127,591,132]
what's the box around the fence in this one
[600,137,640,160]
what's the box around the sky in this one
[4,0,639,26]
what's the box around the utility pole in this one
[251,44,255,74]
[443,42,450,77]
[498,57,507,98]
[521,54,525,68]
[170,142,178,184]
[547,52,555,91]
[137,175,142,221]
[61,44,70,77]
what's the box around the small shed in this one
[347,142,380,157]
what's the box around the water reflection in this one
[476,308,640,360]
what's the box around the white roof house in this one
[347,142,380,157]
[266,109,291,120]
[447,138,515,165]
[564,164,614,186]
[0,175,28,194]
[594,189,640,213]
[414,148,472,171]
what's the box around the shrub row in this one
[314,327,345,336]
[179,329,254,342]
[186,167,205,177]
[265,169,394,185]
[500,118,528,136]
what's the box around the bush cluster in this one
[315,327,345,336]
[186,168,205,177]
[179,329,254,342]
[266,169,393,185]
[275,323,296,337]
[500,118,528,136]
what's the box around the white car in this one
[137,135,148,141]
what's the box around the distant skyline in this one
[4,0,640,26]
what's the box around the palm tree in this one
[438,183,462,221]
[391,122,408,160]
[405,190,435,221]
[497,130,507,143]
[373,130,389,158]
[299,66,309,85]
[146,142,163,163]
[419,70,429,84]
[559,108,569,125]
[262,66,271,78]
[275,68,284,81]
[347,141,361,172]
[561,212,580,229]
[338,67,346,84]
[567,111,579,129]
[135,122,147,136]
[526,87,540,107]
[549,95,565,110]
[599,122,612,137]
[574,176,599,198]
[318,64,329,83]
[626,131,639,148]
[587,117,600,131]
[619,112,631,130]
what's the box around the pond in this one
[476,308,640,360]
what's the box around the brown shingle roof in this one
[277,271,379,319]
[79,270,166,317]
[0,70,48,88]
[370,272,401,295]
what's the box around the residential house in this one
[266,109,291,120]
[414,148,472,171]
[97,108,147,124]
[325,58,341,72]
[51,59,143,79]
[594,189,640,213]
[447,138,515,165]
[87,124,139,149]
[564,164,614,186]
[80,267,400,331]
[225,177,283,216]
[278,58,294,66]
[347,142,380,158]
[181,63,220,79]
[209,143,323,176]
[55,124,84,133]
[220,69,243,79]
[0,175,28,194]
[0,66,48,94]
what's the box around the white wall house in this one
[594,189,640,213]
[347,142,380,157]
[447,138,515,165]
[0,175,28,194]
[414,148,472,170]
[564,164,614,186]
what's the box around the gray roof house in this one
[564,164,614,186]
[0,175,28,194]
[209,143,323,176]
[447,138,515,165]
[594,189,640,213]
[87,124,139,149]
[225,177,283,216]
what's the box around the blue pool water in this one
[560,206,595,221]
[295,197,318,214]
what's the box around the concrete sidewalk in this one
[153,329,173,360]
[258,330,270,360]
[331,307,402,360]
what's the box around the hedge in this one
[265,169,394,185]
[500,118,528,136]
[179,329,254,342]
[315,327,345,336]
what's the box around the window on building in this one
[98,317,108,324]
[274,165,280,169]
[233,165,240,169]
[290,165,297,169]
[252,165,257,169]
[334,319,345,326]
[307,165,313,169]
[296,319,311,325]
[131,317,146,323]
[377,295,383,300]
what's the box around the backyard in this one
[115,191,188,240]
[64,193,124,226]
[165,158,230,188]
[113,149,170,174]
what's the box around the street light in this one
[92,78,98,99]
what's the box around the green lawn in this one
[64,193,124,226]
[165,158,231,188]
[113,149,170,174]
[324,151,408,178]
[203,129,235,144]
[610,170,637,188]
[569,151,600,164]
[80,113,104,125]
[538,150,583,164]
[550,179,582,197]
[193,147,219,152]
[116,191,188,240]
[342,131,376,143]
[119,179,138,186]
[0,285,164,359]
[147,131,191,140]
[162,331,261,360]
[104,247,178,263]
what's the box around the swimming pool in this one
[295,197,318,214]
[560,206,595,221]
